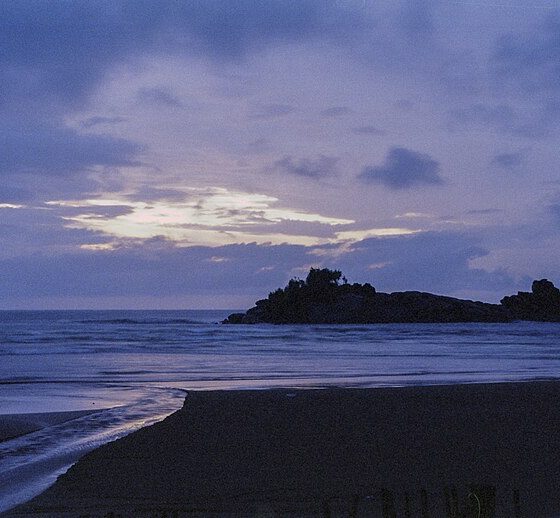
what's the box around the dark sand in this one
[0,410,98,443]
[5,382,560,517]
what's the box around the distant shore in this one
[224,269,560,324]
[5,381,560,517]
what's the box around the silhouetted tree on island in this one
[257,269,353,323]
[223,269,560,324]
[305,268,342,290]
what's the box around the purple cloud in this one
[360,147,443,190]
[271,155,339,179]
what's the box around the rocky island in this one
[224,268,560,324]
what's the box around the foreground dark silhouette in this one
[9,384,560,516]
[224,269,560,324]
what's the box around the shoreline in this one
[0,410,100,443]
[5,380,560,517]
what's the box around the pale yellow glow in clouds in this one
[333,228,420,242]
[47,188,421,248]
[48,188,354,247]
[0,204,25,209]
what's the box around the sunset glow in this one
[1,0,559,307]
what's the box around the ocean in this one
[1,310,560,512]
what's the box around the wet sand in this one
[5,382,560,517]
[0,411,98,443]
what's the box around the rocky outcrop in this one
[223,268,513,324]
[501,279,560,322]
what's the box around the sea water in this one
[1,310,560,512]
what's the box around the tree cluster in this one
[239,268,376,324]
[223,269,560,324]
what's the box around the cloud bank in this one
[1,1,559,307]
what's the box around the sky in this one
[2,0,560,309]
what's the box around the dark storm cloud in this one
[333,231,517,297]
[493,14,560,97]
[398,0,435,41]
[360,147,443,190]
[0,122,142,176]
[1,174,99,204]
[159,0,364,59]
[353,0,442,74]
[0,1,153,108]
[0,0,364,107]
[0,232,530,306]
[2,0,558,308]
[271,155,339,179]
[491,152,524,170]
[0,0,364,202]
[0,242,309,299]
[0,185,33,204]
[0,206,112,258]
[0,231,519,305]
[448,102,559,138]
[0,118,142,202]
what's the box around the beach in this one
[4,381,560,517]
[0,410,108,515]
[0,411,99,443]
